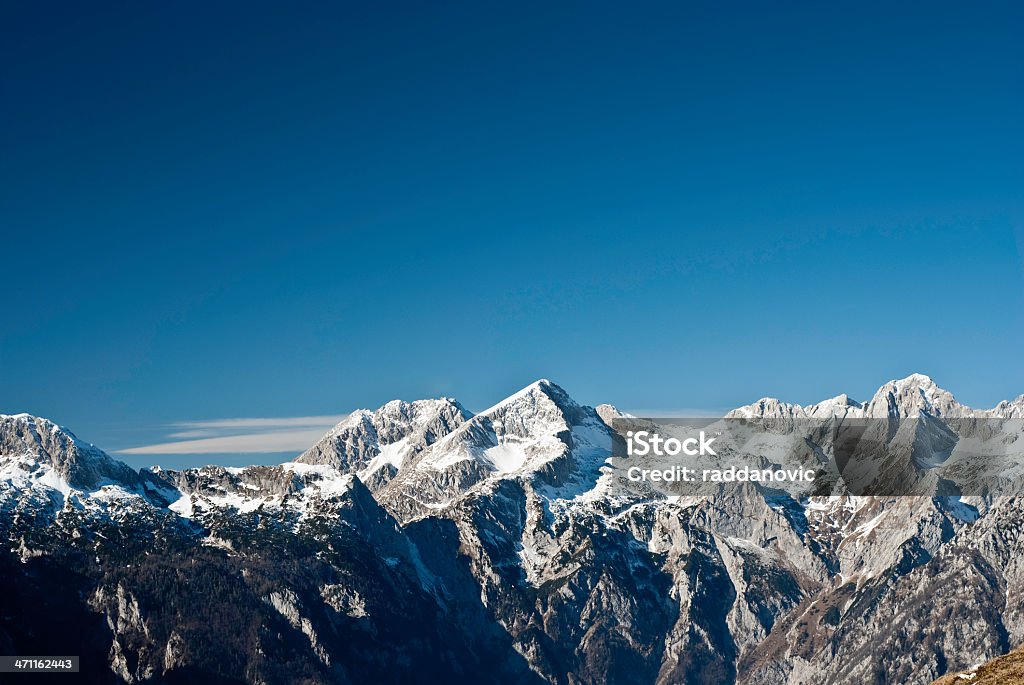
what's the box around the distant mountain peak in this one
[476,378,569,414]
[866,373,961,418]
[0,413,139,490]
[295,396,470,472]
[901,372,935,383]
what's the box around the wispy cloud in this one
[115,415,347,455]
[171,416,348,431]
[620,408,727,418]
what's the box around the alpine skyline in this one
[2,1,1022,466]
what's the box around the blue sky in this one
[2,1,1022,468]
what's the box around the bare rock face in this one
[5,375,1024,684]
[595,403,626,427]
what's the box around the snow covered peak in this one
[474,379,585,436]
[864,373,963,418]
[727,397,805,419]
[820,393,859,407]
[804,393,864,417]
[991,395,1024,418]
[295,396,470,472]
[0,413,139,490]
[902,372,935,384]
[477,378,567,413]
[726,395,863,419]
[373,380,612,520]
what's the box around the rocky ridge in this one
[2,374,1023,684]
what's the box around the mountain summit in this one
[0,413,140,491]
[295,397,470,478]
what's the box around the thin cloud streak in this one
[117,429,331,455]
[170,415,348,430]
[116,415,348,455]
[619,408,730,418]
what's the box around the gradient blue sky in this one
[2,1,1023,467]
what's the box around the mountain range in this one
[3,374,1024,684]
